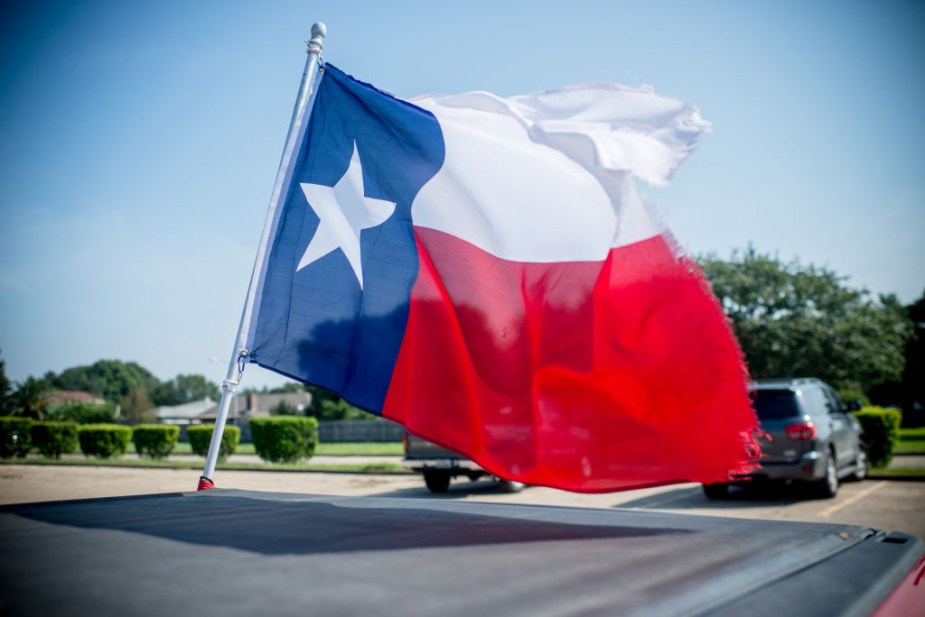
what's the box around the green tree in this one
[903,291,925,421]
[9,377,53,420]
[270,382,306,394]
[869,290,925,424]
[699,247,911,391]
[269,400,299,416]
[0,352,12,416]
[150,374,220,406]
[240,382,307,396]
[120,387,155,424]
[317,398,366,421]
[49,360,159,405]
[299,384,337,418]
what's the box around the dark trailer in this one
[1,490,922,616]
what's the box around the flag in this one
[245,64,758,492]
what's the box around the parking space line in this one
[819,481,886,518]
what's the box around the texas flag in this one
[245,64,758,492]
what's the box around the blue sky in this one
[1,0,923,389]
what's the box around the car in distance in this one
[403,431,524,493]
[704,377,868,499]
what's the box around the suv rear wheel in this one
[498,479,525,493]
[702,483,729,500]
[848,449,868,482]
[815,451,838,498]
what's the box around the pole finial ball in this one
[311,23,327,38]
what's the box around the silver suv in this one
[703,378,867,499]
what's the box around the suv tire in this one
[702,483,729,500]
[849,449,868,482]
[815,451,838,498]
[498,479,525,493]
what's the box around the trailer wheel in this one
[702,483,729,500]
[423,470,451,493]
[498,479,525,493]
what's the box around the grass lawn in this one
[869,466,925,477]
[4,440,404,472]
[315,442,402,456]
[894,427,925,455]
[147,442,255,456]
[128,441,402,457]
[866,427,925,478]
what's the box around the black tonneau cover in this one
[0,489,920,616]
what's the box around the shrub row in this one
[79,424,133,459]
[187,425,240,462]
[0,417,33,458]
[131,424,180,459]
[31,422,79,459]
[0,418,185,460]
[250,416,317,463]
[852,406,902,468]
[1,416,313,464]
[0,418,248,461]
[0,418,129,460]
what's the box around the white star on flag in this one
[297,142,396,288]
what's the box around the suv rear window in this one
[752,390,799,420]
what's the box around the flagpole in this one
[198,22,327,491]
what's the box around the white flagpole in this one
[198,22,327,490]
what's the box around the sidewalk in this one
[889,454,925,468]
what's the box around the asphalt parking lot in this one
[397,475,925,541]
[2,464,923,540]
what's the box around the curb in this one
[866,472,925,482]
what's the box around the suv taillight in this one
[785,422,816,440]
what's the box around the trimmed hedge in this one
[31,421,79,459]
[250,416,317,463]
[132,424,180,459]
[187,424,240,461]
[78,424,132,459]
[852,406,902,468]
[0,416,33,459]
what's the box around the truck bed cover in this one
[1,489,921,616]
